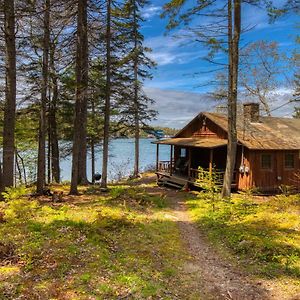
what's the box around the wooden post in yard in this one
[209,148,213,175]
[188,148,191,178]
[156,143,159,172]
[170,145,173,176]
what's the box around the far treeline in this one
[0,0,299,197]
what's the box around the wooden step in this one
[164,181,184,189]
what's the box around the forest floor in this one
[0,174,300,299]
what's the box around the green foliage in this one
[187,192,300,278]
[140,126,178,138]
[294,107,300,118]
[79,273,92,284]
[195,167,222,211]
[109,186,128,199]
[2,186,28,201]
[0,181,189,298]
[238,186,259,202]
[15,105,39,151]
[109,185,166,208]
[279,184,295,195]
[196,166,222,193]
[4,199,38,222]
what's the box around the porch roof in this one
[153,137,227,148]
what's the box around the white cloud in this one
[147,50,201,66]
[143,87,296,128]
[145,74,212,90]
[145,34,205,66]
[144,87,215,128]
[142,5,162,19]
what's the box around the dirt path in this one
[157,187,279,300]
[137,175,290,299]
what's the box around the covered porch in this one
[153,137,232,189]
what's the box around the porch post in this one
[209,148,213,175]
[188,148,191,178]
[156,143,159,172]
[170,145,173,176]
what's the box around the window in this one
[285,153,295,169]
[261,154,272,169]
[180,148,186,158]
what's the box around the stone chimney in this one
[243,103,260,123]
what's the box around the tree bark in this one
[221,0,241,198]
[47,91,52,184]
[70,0,89,194]
[91,97,95,184]
[77,0,89,184]
[37,0,50,194]
[133,0,140,178]
[15,150,22,184]
[101,0,112,190]
[49,42,60,183]
[91,139,95,184]
[2,0,16,190]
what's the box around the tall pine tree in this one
[36,0,50,194]
[2,0,17,191]
[70,0,89,195]
[117,0,156,178]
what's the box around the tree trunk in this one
[77,0,89,185]
[37,0,50,194]
[49,42,60,183]
[47,89,52,184]
[101,0,112,190]
[91,139,95,184]
[221,0,241,198]
[2,0,16,190]
[133,0,140,178]
[16,151,27,186]
[15,150,22,184]
[70,0,88,194]
[91,97,95,184]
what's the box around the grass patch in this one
[187,192,300,280]
[0,180,188,299]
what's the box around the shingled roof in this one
[153,137,227,148]
[202,112,300,150]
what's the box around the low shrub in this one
[2,186,28,201]
[4,199,38,222]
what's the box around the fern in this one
[2,186,28,201]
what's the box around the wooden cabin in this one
[154,103,300,192]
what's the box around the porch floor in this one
[156,171,199,188]
[156,171,237,190]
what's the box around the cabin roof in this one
[153,137,227,148]
[174,112,300,150]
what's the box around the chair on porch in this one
[174,158,189,175]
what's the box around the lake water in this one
[60,138,170,182]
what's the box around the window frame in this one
[284,152,295,170]
[180,148,187,158]
[260,153,272,170]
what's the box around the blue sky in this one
[140,0,299,128]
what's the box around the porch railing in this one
[190,168,224,185]
[158,161,237,185]
[190,168,237,185]
[157,160,174,173]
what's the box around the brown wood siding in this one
[281,151,300,189]
[173,113,300,192]
[250,150,300,192]
[179,116,227,139]
[237,147,253,190]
